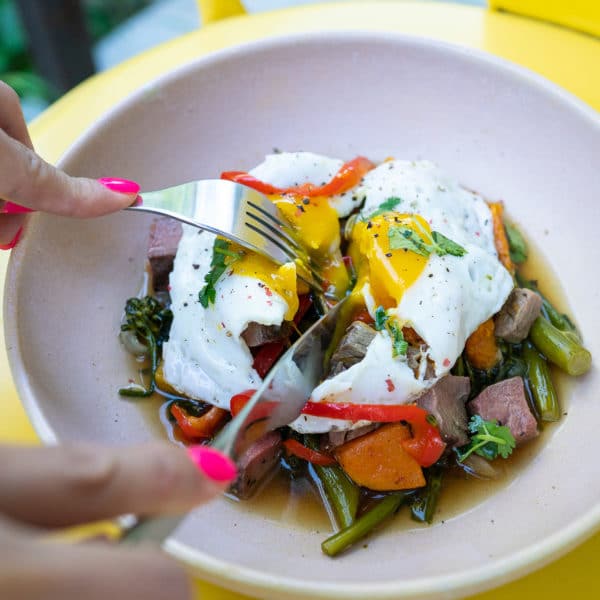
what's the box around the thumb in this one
[0,129,138,218]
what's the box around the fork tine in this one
[245,199,304,252]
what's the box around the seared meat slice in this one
[242,322,291,347]
[417,376,471,447]
[232,431,282,499]
[495,288,542,343]
[468,376,538,445]
[147,217,182,292]
[328,424,379,449]
[329,321,377,375]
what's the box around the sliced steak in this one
[242,322,291,347]
[495,288,542,343]
[468,376,538,445]
[328,424,379,449]
[147,217,182,292]
[417,375,471,447]
[232,431,282,499]
[329,321,377,375]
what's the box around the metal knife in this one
[120,296,347,546]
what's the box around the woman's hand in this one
[0,81,139,248]
[0,442,237,600]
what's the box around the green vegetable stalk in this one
[411,466,443,524]
[522,341,560,421]
[305,436,359,529]
[321,493,406,557]
[529,317,591,377]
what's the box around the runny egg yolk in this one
[273,194,350,299]
[228,248,299,321]
[349,213,430,309]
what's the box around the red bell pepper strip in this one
[221,156,375,198]
[230,389,257,417]
[301,402,445,467]
[170,404,229,441]
[283,438,337,466]
[229,389,278,424]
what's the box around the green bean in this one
[504,222,527,264]
[529,317,591,376]
[411,466,443,524]
[305,436,360,529]
[522,341,560,421]
[321,493,406,557]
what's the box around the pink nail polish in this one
[97,177,140,195]
[187,446,238,483]
[0,226,23,251]
[0,202,33,215]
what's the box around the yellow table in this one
[1,2,599,599]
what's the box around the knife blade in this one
[120,295,348,546]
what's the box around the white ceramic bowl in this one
[5,32,600,600]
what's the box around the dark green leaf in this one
[431,231,467,257]
[388,227,431,257]
[374,306,388,331]
[457,415,516,462]
[198,239,243,308]
[368,196,402,218]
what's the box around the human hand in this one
[0,442,237,599]
[0,81,139,249]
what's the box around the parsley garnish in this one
[198,239,243,308]
[388,220,467,258]
[457,415,516,462]
[368,196,403,218]
[374,306,408,358]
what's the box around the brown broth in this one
[131,228,576,535]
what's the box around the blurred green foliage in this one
[0,0,154,104]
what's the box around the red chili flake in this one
[443,358,451,367]
[385,378,395,392]
[267,301,273,306]
[343,255,354,269]
[247,295,252,300]
[167,285,172,291]
[475,231,481,237]
[265,287,273,297]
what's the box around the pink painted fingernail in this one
[187,446,237,483]
[0,202,33,215]
[0,226,23,251]
[97,177,140,195]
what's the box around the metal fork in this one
[128,179,323,290]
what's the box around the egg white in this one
[161,225,291,408]
[250,152,362,217]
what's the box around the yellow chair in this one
[490,0,600,38]
[198,0,600,37]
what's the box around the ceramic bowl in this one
[5,32,600,600]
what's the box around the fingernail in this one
[187,446,237,483]
[0,226,23,251]
[97,177,140,195]
[0,202,33,215]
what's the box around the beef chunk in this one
[417,376,471,447]
[329,321,377,375]
[232,431,282,499]
[495,288,542,343]
[147,217,182,291]
[328,424,379,449]
[407,346,436,380]
[468,376,538,445]
[242,322,291,347]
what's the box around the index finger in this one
[0,81,33,149]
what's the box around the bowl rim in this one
[6,29,600,600]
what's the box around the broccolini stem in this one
[529,317,591,377]
[522,341,560,421]
[321,493,405,557]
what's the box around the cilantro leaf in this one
[198,239,243,308]
[388,320,408,357]
[457,415,516,462]
[368,196,402,218]
[504,222,528,264]
[388,227,431,257]
[431,231,467,257]
[374,306,388,331]
[373,306,407,357]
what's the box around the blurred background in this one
[1,0,486,121]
